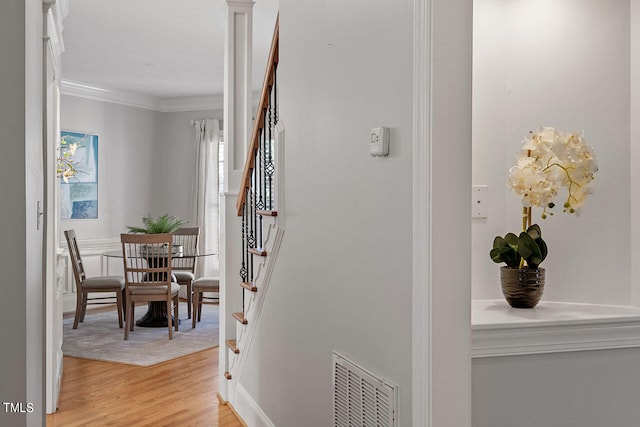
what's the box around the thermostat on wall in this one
[370,127,390,157]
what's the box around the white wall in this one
[236,1,414,425]
[150,109,223,220]
[60,95,222,240]
[60,96,161,239]
[473,348,640,426]
[0,1,44,426]
[472,0,631,304]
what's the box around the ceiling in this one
[61,0,279,100]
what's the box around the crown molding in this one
[158,95,224,112]
[61,80,162,110]
[61,80,231,112]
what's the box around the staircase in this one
[225,15,282,385]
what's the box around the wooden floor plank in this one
[46,346,244,426]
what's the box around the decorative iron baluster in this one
[257,126,265,212]
[265,107,275,210]
[240,198,247,283]
[240,193,248,312]
[254,148,263,250]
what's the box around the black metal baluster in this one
[266,98,275,210]
[240,197,248,312]
[255,147,263,251]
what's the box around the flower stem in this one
[521,207,530,232]
[519,206,530,269]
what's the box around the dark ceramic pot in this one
[500,266,545,308]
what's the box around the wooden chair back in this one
[120,233,174,293]
[172,227,199,273]
[64,229,86,288]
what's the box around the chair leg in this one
[124,299,133,340]
[174,294,179,331]
[121,289,126,315]
[129,299,135,332]
[72,290,83,329]
[187,281,192,319]
[198,291,203,321]
[115,289,123,329]
[79,293,89,322]
[192,291,199,328]
[166,299,174,340]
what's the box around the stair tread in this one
[226,339,240,354]
[248,247,267,256]
[240,282,258,292]
[256,210,278,217]
[232,312,248,325]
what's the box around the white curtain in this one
[191,119,220,277]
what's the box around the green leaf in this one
[490,245,519,267]
[537,237,548,264]
[504,233,519,247]
[126,213,187,234]
[518,231,543,268]
[526,224,542,240]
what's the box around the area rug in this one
[62,302,219,366]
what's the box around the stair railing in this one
[236,15,279,310]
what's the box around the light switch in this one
[370,127,389,157]
[472,185,488,218]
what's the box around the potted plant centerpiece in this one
[490,127,598,308]
[126,214,187,256]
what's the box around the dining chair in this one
[64,229,125,329]
[172,227,200,319]
[120,233,180,340]
[191,276,219,328]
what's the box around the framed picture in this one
[59,130,99,219]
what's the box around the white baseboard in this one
[236,384,275,427]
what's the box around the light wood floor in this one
[47,309,243,426]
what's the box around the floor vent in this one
[332,352,397,427]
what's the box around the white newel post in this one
[220,0,253,403]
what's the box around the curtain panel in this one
[191,119,220,277]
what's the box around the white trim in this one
[58,236,120,254]
[412,0,432,425]
[159,95,224,112]
[45,7,63,76]
[274,121,285,229]
[60,79,227,112]
[235,384,276,427]
[61,80,162,110]
[631,0,640,305]
[472,300,640,357]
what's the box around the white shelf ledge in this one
[472,299,640,358]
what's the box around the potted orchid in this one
[490,127,598,307]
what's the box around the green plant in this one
[126,214,187,234]
[490,224,548,269]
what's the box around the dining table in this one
[103,249,216,328]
